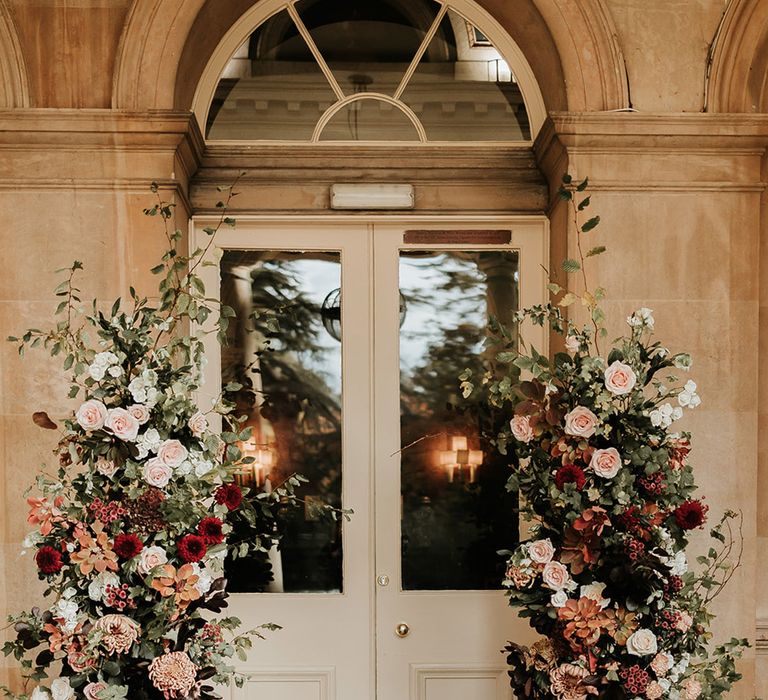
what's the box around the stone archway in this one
[0,0,28,108]
[706,0,768,113]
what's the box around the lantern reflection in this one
[436,435,483,483]
[237,438,276,487]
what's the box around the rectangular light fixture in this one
[330,183,414,210]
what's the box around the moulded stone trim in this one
[706,0,768,113]
[0,0,29,108]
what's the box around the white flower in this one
[668,550,688,576]
[541,561,572,591]
[53,599,79,632]
[138,546,168,575]
[190,563,213,595]
[88,572,120,602]
[564,335,580,354]
[626,628,658,656]
[51,678,74,700]
[88,363,106,381]
[527,539,555,564]
[136,428,162,458]
[188,412,209,438]
[550,590,569,608]
[649,403,682,429]
[22,530,43,552]
[627,307,655,329]
[678,380,701,408]
[108,365,124,378]
[93,351,118,367]
[193,457,215,478]
[580,582,610,609]
[604,361,637,395]
[31,688,51,700]
[673,353,693,371]
[95,457,118,478]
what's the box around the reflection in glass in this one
[221,250,343,593]
[399,251,520,590]
[319,99,421,141]
[400,10,531,141]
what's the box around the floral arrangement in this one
[462,176,749,700]
[0,184,322,700]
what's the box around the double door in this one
[197,218,548,700]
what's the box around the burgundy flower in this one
[554,464,586,491]
[113,533,144,560]
[177,534,207,563]
[674,499,708,530]
[35,545,63,574]
[214,483,242,511]
[197,517,225,545]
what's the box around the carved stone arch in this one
[706,0,768,113]
[0,0,29,108]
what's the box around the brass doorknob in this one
[395,622,410,638]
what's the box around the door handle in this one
[395,622,410,638]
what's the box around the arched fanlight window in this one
[206,0,532,143]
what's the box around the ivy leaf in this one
[562,259,581,273]
[577,196,591,210]
[558,292,578,307]
[581,216,600,233]
[576,177,589,191]
[586,246,606,258]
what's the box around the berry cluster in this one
[624,537,646,561]
[637,470,665,495]
[619,665,650,695]
[104,583,136,611]
[654,609,682,641]
[663,575,684,601]
[88,498,126,524]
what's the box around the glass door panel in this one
[398,250,520,590]
[219,249,344,593]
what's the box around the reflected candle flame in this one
[436,436,483,483]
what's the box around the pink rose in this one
[127,404,151,425]
[676,610,693,632]
[157,439,188,468]
[681,678,702,700]
[589,447,621,479]
[143,458,172,488]
[604,360,637,395]
[541,561,571,591]
[138,545,168,575]
[187,412,208,438]
[510,415,534,443]
[105,408,140,442]
[565,335,580,354]
[83,682,107,700]
[650,652,671,677]
[527,539,555,564]
[76,400,108,431]
[95,457,118,478]
[645,681,663,700]
[564,406,599,438]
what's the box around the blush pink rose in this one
[564,406,599,438]
[681,678,702,700]
[527,539,555,564]
[565,335,580,354]
[510,415,534,443]
[676,610,693,632]
[105,408,140,442]
[157,439,188,468]
[589,447,622,478]
[143,458,172,488]
[604,360,637,395]
[541,561,571,591]
[83,682,107,700]
[95,457,118,478]
[187,412,208,438]
[76,400,108,431]
[138,545,168,575]
[127,404,151,425]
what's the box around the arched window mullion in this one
[392,3,448,101]
[286,1,346,101]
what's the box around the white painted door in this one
[195,217,547,700]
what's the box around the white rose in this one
[527,539,555,564]
[30,689,50,700]
[75,399,108,431]
[88,363,106,381]
[194,458,214,478]
[51,678,74,700]
[626,628,658,656]
[510,415,534,443]
[157,439,188,468]
[105,408,140,442]
[143,458,173,488]
[565,335,580,354]
[127,404,150,424]
[541,561,571,591]
[188,412,209,438]
[88,572,120,601]
[678,380,701,408]
[190,563,213,595]
[95,457,118,478]
[550,590,569,608]
[604,360,637,395]
[108,365,124,378]
[138,545,168,575]
[564,406,599,438]
[580,582,610,609]
[93,351,117,367]
[627,307,655,329]
[589,447,622,478]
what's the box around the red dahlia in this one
[197,517,225,545]
[674,499,708,530]
[214,483,242,510]
[177,534,207,562]
[113,533,144,559]
[554,464,586,490]
[35,545,63,575]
